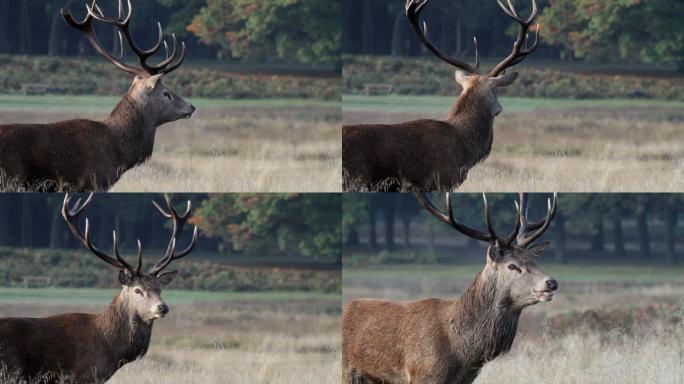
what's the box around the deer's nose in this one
[546,279,559,291]
[158,304,169,314]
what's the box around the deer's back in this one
[0,314,115,382]
[343,297,455,383]
[0,120,122,190]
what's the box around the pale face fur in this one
[455,70,519,118]
[129,74,196,126]
[118,271,178,322]
[484,242,558,309]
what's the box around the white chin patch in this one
[534,290,554,302]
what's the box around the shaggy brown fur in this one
[343,270,520,384]
[0,72,194,192]
[342,78,496,192]
[0,283,156,384]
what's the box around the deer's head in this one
[417,192,559,309]
[407,0,540,117]
[62,0,196,125]
[62,194,198,322]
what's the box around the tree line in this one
[343,194,684,265]
[0,194,341,262]
[0,0,340,65]
[343,0,684,71]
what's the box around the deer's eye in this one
[163,91,172,100]
[507,264,521,273]
[134,288,143,296]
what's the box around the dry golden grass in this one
[343,105,684,192]
[0,297,341,384]
[0,103,341,192]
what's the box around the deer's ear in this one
[528,241,551,256]
[491,72,518,87]
[486,244,503,264]
[157,271,178,286]
[454,70,474,88]
[118,270,132,285]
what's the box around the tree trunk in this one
[368,206,377,249]
[402,218,410,247]
[637,211,651,260]
[590,218,605,252]
[390,9,405,56]
[612,218,625,259]
[361,0,374,54]
[384,207,395,252]
[20,196,30,247]
[0,1,10,52]
[554,213,566,264]
[346,228,360,247]
[665,210,678,265]
[19,0,31,54]
[49,205,62,248]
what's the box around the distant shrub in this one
[0,247,340,293]
[343,55,684,100]
[0,55,339,100]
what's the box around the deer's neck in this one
[448,270,521,370]
[98,293,154,364]
[105,94,158,170]
[445,90,495,165]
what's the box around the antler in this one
[516,193,558,248]
[61,0,186,78]
[62,193,142,276]
[489,0,540,76]
[405,0,479,74]
[416,193,522,248]
[148,194,198,276]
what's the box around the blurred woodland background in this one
[343,193,684,266]
[0,193,341,292]
[0,0,341,99]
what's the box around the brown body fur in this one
[343,271,521,384]
[343,80,495,192]
[0,95,156,192]
[0,293,153,383]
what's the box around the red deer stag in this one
[343,192,559,384]
[0,0,195,192]
[343,0,541,192]
[0,193,198,383]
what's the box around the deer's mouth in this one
[533,289,554,302]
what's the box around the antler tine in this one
[517,193,558,248]
[406,0,479,74]
[62,193,140,274]
[112,230,136,274]
[65,0,185,77]
[416,193,492,243]
[482,194,501,245]
[489,0,540,76]
[148,195,198,276]
[503,199,522,246]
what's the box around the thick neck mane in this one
[445,88,495,166]
[96,292,154,364]
[104,94,158,170]
[448,270,521,369]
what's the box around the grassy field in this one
[0,95,341,192]
[343,95,684,192]
[343,263,684,384]
[0,288,341,384]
